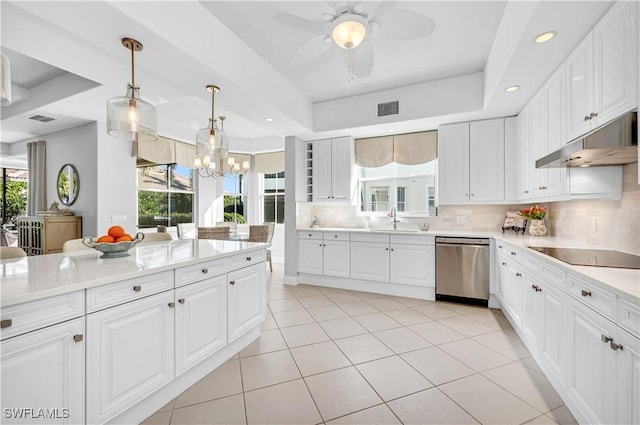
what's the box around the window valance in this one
[355,131,438,167]
[254,151,285,173]
[135,136,196,169]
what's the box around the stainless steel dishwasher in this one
[435,237,490,306]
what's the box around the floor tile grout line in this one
[237,349,249,425]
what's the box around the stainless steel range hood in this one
[536,111,637,168]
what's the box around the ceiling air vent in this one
[26,114,55,123]
[377,101,399,117]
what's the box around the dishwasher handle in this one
[436,242,490,249]
[435,237,490,245]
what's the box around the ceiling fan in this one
[275,1,436,79]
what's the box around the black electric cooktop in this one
[527,247,640,269]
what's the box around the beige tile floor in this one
[142,263,577,425]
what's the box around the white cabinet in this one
[565,296,618,425]
[496,254,524,328]
[86,291,175,424]
[312,137,354,202]
[1,318,85,425]
[390,243,435,287]
[323,240,350,278]
[616,330,640,425]
[567,1,638,140]
[175,276,227,376]
[539,280,565,384]
[515,106,532,200]
[350,241,390,282]
[228,263,266,343]
[298,238,324,275]
[438,119,505,204]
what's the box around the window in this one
[263,171,285,223]
[223,175,247,223]
[1,168,28,225]
[359,160,436,215]
[137,164,193,228]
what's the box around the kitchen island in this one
[0,239,268,424]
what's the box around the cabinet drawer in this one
[350,233,389,244]
[228,249,266,271]
[175,258,226,287]
[538,260,565,288]
[324,232,350,241]
[566,275,616,321]
[86,271,174,313]
[390,235,434,246]
[618,298,640,339]
[298,231,323,240]
[1,291,84,340]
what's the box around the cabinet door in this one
[528,90,546,197]
[543,67,568,198]
[312,139,332,201]
[498,258,523,329]
[469,118,505,202]
[298,238,324,275]
[521,274,542,351]
[175,276,227,376]
[350,242,389,282]
[566,33,595,140]
[539,281,565,384]
[323,240,350,278]
[437,122,470,204]
[504,117,519,202]
[390,244,434,287]
[516,108,531,200]
[331,137,353,202]
[86,291,175,424]
[594,1,638,127]
[228,263,266,343]
[565,297,617,425]
[1,318,84,425]
[616,330,640,425]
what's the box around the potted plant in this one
[518,205,548,236]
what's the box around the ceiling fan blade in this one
[371,9,436,40]
[366,1,396,18]
[273,12,327,34]
[343,40,374,78]
[291,34,333,67]
[275,2,335,21]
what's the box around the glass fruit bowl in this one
[82,232,145,258]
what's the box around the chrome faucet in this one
[390,206,399,230]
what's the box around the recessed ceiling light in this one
[534,31,556,44]
[580,164,591,168]
[265,117,275,122]
[388,129,395,133]
[505,85,520,93]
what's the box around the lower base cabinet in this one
[350,241,389,282]
[323,240,350,277]
[228,263,266,343]
[0,318,85,425]
[617,330,640,425]
[175,276,227,376]
[86,291,175,425]
[390,244,434,286]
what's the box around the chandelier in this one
[193,85,249,178]
[106,38,158,142]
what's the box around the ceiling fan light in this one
[331,14,368,49]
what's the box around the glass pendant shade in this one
[331,14,368,49]
[1,51,12,106]
[195,118,227,168]
[107,86,157,142]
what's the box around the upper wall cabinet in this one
[438,118,506,204]
[566,1,638,141]
[312,136,355,203]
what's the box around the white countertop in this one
[297,227,640,302]
[0,239,268,308]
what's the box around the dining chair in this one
[216,221,238,230]
[198,227,230,240]
[139,233,173,244]
[248,223,276,272]
[0,246,27,259]
[177,223,196,239]
[62,238,94,252]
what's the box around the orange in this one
[97,235,115,243]
[108,225,126,238]
[116,235,133,242]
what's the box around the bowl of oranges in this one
[82,226,145,258]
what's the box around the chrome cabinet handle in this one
[168,302,175,308]
[73,334,83,343]
[202,268,208,274]
[308,234,312,237]
[501,262,507,266]
[385,247,389,251]
[581,290,592,297]
[515,272,522,277]
[510,251,516,256]
[584,115,591,121]
[601,334,613,343]
[464,193,469,197]
[390,248,394,251]
[610,341,623,351]
[590,112,598,119]
[0,319,12,329]
[498,245,503,249]
[246,256,252,261]
[229,280,236,285]
[178,298,185,304]
[133,285,142,292]
[531,284,539,291]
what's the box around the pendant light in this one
[193,85,249,178]
[107,38,157,142]
[1,51,12,106]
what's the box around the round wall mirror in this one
[57,164,79,206]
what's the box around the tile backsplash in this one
[297,164,639,254]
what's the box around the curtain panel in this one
[27,140,46,215]
[355,131,438,167]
